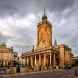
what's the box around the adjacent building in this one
[58,44,73,68]
[0,43,14,67]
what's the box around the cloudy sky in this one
[0,0,78,56]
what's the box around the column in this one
[25,57,27,65]
[3,61,5,66]
[27,56,29,66]
[39,54,41,66]
[44,54,46,66]
[50,52,52,65]
[53,52,56,67]
[31,56,33,67]
[35,55,37,66]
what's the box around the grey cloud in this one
[53,3,78,55]
[0,0,78,55]
[0,33,12,43]
[0,0,74,16]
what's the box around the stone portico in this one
[23,47,59,71]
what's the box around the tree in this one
[0,43,7,48]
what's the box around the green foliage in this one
[0,43,7,48]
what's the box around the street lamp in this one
[22,49,23,67]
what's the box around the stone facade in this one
[37,16,52,49]
[23,48,58,71]
[58,44,73,68]
[0,44,14,67]
[23,12,73,71]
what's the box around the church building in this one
[22,10,73,71]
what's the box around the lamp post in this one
[21,48,24,67]
[53,51,56,69]
[22,50,23,67]
[16,56,20,73]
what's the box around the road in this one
[7,68,78,78]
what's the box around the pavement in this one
[0,68,78,78]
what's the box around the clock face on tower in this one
[38,24,52,48]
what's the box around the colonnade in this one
[25,51,57,70]
[0,60,10,66]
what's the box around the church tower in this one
[36,9,52,49]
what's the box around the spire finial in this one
[42,8,47,20]
[44,8,45,16]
